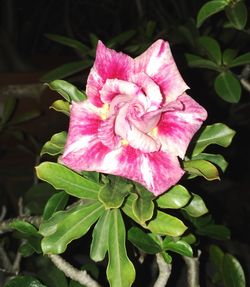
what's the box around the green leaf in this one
[182,193,209,217]
[47,79,86,102]
[4,276,47,287]
[222,254,246,287]
[191,153,228,172]
[40,202,104,254]
[160,251,172,264]
[132,194,154,223]
[214,72,241,103]
[225,1,248,30]
[19,243,36,257]
[184,159,220,181]
[10,220,39,237]
[128,227,162,254]
[41,60,92,82]
[43,191,69,220]
[197,0,228,28]
[107,209,135,287]
[163,239,193,257]
[192,123,236,156]
[197,224,231,240]
[45,33,90,54]
[181,233,197,245]
[156,185,191,209]
[89,33,99,48]
[11,110,41,125]
[107,30,136,48]
[185,53,220,71]
[41,131,67,156]
[98,176,132,208]
[49,100,70,116]
[223,49,238,65]
[90,210,111,262]
[122,193,143,225]
[1,97,16,124]
[209,244,224,270]
[147,210,187,236]
[197,36,222,64]
[36,162,100,200]
[229,52,250,68]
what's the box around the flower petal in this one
[157,93,208,158]
[86,41,134,107]
[135,39,189,103]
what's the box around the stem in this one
[183,250,201,287]
[48,254,101,287]
[153,253,172,287]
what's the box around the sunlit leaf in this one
[50,100,70,116]
[184,159,220,181]
[107,209,135,287]
[90,210,111,262]
[43,191,69,220]
[36,162,100,200]
[40,202,104,254]
[156,185,191,209]
[163,238,193,257]
[192,123,236,156]
[182,193,209,217]
[128,227,162,254]
[147,210,187,237]
[132,194,154,223]
[41,131,67,156]
[122,193,143,225]
[47,79,86,102]
[215,72,241,103]
[197,0,228,28]
[191,153,228,172]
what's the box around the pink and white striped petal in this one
[134,39,189,103]
[86,41,134,107]
[157,93,207,159]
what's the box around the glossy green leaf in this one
[197,224,231,240]
[1,97,16,124]
[50,100,70,116]
[132,195,154,223]
[191,153,228,172]
[185,53,220,71]
[41,60,92,82]
[40,202,104,254]
[182,193,208,217]
[107,209,135,287]
[36,162,100,200]
[160,251,172,264]
[10,220,39,237]
[41,131,67,156]
[156,184,191,209]
[223,49,238,65]
[215,72,241,103]
[122,193,143,226]
[98,176,132,208]
[197,0,228,28]
[225,1,248,30]
[90,210,111,262]
[147,210,187,236]
[128,227,162,254]
[197,36,222,64]
[229,52,250,67]
[43,191,69,220]
[181,233,197,245]
[47,79,86,102]
[163,239,193,257]
[222,254,246,287]
[19,243,36,257]
[192,123,236,156]
[184,159,220,181]
[4,276,47,287]
[209,244,224,270]
[45,33,90,53]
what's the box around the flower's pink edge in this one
[86,41,134,107]
[61,101,185,196]
[157,93,208,159]
[134,39,189,103]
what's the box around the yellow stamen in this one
[151,127,158,137]
[100,103,109,120]
[121,139,129,146]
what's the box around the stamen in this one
[151,127,158,137]
[121,139,129,146]
[100,103,109,120]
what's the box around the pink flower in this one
[61,40,207,196]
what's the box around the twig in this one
[0,245,12,270]
[240,64,250,93]
[48,254,101,287]
[183,250,201,287]
[153,253,172,287]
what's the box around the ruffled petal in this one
[86,41,134,107]
[134,39,189,103]
[157,93,208,159]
